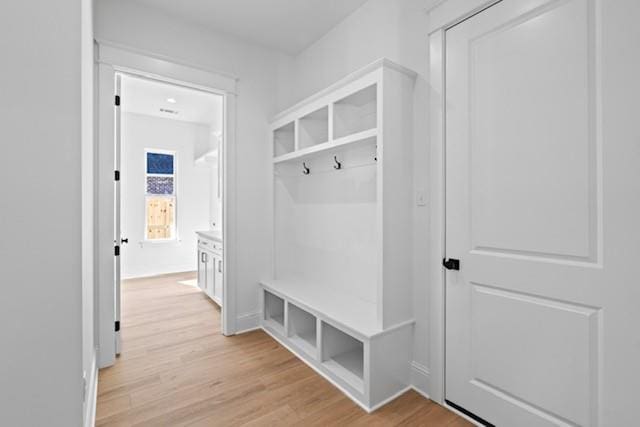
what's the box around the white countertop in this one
[196,230,222,242]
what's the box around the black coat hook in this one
[302,162,310,175]
[333,155,342,170]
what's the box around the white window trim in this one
[144,148,178,243]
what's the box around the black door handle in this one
[121,238,129,244]
[443,258,460,270]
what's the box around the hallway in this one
[95,273,469,426]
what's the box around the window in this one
[145,150,176,241]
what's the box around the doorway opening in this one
[116,72,225,351]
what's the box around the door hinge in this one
[114,170,120,181]
[115,95,121,106]
[114,245,120,256]
[115,321,120,332]
[443,258,460,270]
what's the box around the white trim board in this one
[96,42,239,368]
[426,0,522,409]
[427,0,503,33]
[236,311,261,333]
[96,39,238,92]
[83,352,98,427]
[410,361,431,398]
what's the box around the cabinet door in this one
[205,251,215,299]
[197,249,207,291]
[214,255,223,303]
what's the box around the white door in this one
[114,74,122,355]
[205,251,215,298]
[198,248,207,291]
[445,0,640,425]
[214,254,223,303]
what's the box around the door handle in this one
[121,238,129,244]
[218,260,222,273]
[202,252,207,263]
[443,258,460,270]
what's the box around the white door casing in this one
[97,42,238,368]
[443,0,640,425]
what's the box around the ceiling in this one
[121,75,223,131]
[131,0,369,55]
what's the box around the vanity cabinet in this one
[197,232,223,307]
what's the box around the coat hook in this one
[302,162,310,175]
[333,155,342,170]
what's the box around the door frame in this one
[427,0,503,408]
[96,40,239,367]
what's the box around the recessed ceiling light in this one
[166,98,177,104]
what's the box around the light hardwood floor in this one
[96,272,471,426]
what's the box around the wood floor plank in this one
[96,272,471,426]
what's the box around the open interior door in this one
[114,74,122,355]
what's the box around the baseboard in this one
[235,311,261,334]
[369,386,413,412]
[443,401,485,427]
[83,352,98,427]
[410,360,431,399]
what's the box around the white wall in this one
[0,0,89,425]
[96,0,286,326]
[121,113,211,279]
[275,0,437,395]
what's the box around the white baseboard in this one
[410,361,431,399]
[235,311,261,334]
[369,386,413,412]
[443,402,485,427]
[84,351,98,427]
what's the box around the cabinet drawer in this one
[198,238,222,252]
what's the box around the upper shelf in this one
[333,84,376,139]
[271,59,417,165]
[271,58,417,125]
[272,83,378,163]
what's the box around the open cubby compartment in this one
[287,303,318,358]
[273,121,296,157]
[322,322,365,393]
[298,106,329,149]
[264,290,285,333]
[333,84,377,139]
